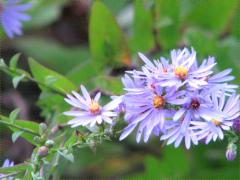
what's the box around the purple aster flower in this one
[157,48,216,89]
[119,77,187,143]
[110,95,125,114]
[202,58,238,94]
[126,53,170,91]
[172,90,223,133]
[160,120,198,149]
[137,53,170,77]
[159,91,224,149]
[0,0,32,38]
[191,93,240,144]
[64,85,119,128]
[0,159,14,180]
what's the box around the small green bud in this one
[38,146,49,157]
[39,123,47,134]
[33,136,41,143]
[45,140,55,148]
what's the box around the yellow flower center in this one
[89,101,100,114]
[175,66,188,80]
[211,119,221,126]
[153,95,165,108]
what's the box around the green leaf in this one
[25,1,67,29]
[0,58,7,68]
[44,75,58,86]
[184,0,239,35]
[130,0,154,52]
[154,0,180,49]
[64,133,78,149]
[57,150,74,163]
[36,91,69,123]
[66,61,96,85]
[231,6,240,39]
[12,131,24,143]
[0,115,40,145]
[9,108,21,123]
[184,28,217,57]
[28,58,77,94]
[15,38,90,74]
[94,76,123,94]
[101,0,129,15]
[12,74,26,88]
[89,1,131,70]
[0,163,29,174]
[216,37,240,85]
[9,53,21,70]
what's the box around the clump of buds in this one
[226,143,237,161]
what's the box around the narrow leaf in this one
[9,108,21,123]
[12,74,26,88]
[28,58,77,94]
[57,150,74,163]
[0,58,7,68]
[12,131,24,143]
[0,163,29,174]
[131,0,154,51]
[89,1,131,70]
[9,53,21,70]
[0,115,40,145]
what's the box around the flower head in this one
[160,48,217,89]
[191,93,240,144]
[119,74,186,143]
[160,120,198,149]
[64,85,119,128]
[0,0,32,38]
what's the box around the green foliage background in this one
[0,0,239,179]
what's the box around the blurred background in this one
[0,0,239,179]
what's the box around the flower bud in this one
[45,140,54,148]
[51,125,59,135]
[34,136,41,143]
[38,146,49,157]
[232,118,240,134]
[226,143,237,161]
[39,123,47,134]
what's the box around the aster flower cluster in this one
[119,48,239,149]
[64,47,239,152]
[0,0,32,38]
